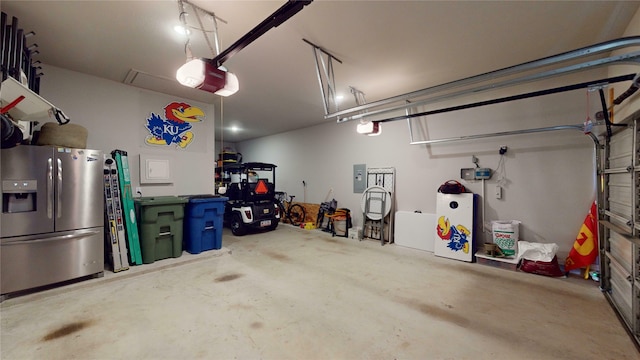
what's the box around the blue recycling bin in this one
[183,195,228,254]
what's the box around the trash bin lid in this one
[134,196,189,206]
[190,197,228,203]
[179,194,229,203]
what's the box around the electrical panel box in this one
[140,154,173,184]
[461,168,475,180]
[353,164,366,193]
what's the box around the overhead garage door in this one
[599,109,639,347]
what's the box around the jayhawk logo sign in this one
[145,102,205,148]
[436,216,470,253]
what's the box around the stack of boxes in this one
[215,150,241,186]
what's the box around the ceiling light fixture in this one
[173,25,191,35]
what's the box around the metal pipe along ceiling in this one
[318,36,640,124]
[408,124,595,145]
[390,74,636,124]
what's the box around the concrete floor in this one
[1,225,638,360]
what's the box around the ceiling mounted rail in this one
[344,52,640,123]
[180,0,228,25]
[303,38,342,115]
[387,74,636,124]
[404,74,634,146]
[209,0,313,67]
[312,36,640,124]
[409,124,598,146]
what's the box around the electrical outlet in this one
[499,146,508,155]
[135,187,142,196]
[495,185,502,199]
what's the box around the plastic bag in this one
[491,220,521,257]
[517,241,559,262]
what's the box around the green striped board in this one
[112,150,142,265]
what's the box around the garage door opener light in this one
[175,0,312,96]
[176,59,239,96]
[356,121,381,136]
[351,87,381,136]
[175,0,239,96]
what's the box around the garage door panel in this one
[608,127,633,169]
[608,184,632,208]
[609,256,633,324]
[600,110,639,347]
[636,172,640,222]
[609,231,633,272]
[609,201,632,220]
[607,171,633,227]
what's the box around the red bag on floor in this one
[519,255,565,278]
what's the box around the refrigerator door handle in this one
[47,158,53,219]
[1,229,102,245]
[57,158,62,218]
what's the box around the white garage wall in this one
[37,65,216,197]
[237,74,603,260]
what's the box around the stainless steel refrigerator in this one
[1,145,104,299]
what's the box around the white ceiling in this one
[3,0,638,142]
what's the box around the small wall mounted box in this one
[461,168,476,180]
[474,168,492,180]
[140,154,173,184]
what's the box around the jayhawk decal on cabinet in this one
[436,216,470,253]
[145,102,205,148]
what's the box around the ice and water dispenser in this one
[2,180,37,213]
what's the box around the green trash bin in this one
[134,196,189,264]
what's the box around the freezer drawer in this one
[1,228,104,295]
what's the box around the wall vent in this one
[123,69,215,103]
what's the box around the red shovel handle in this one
[1,95,25,114]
